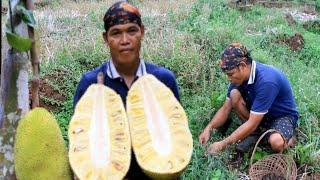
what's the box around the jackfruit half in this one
[14,107,72,180]
[127,75,193,179]
[68,84,131,180]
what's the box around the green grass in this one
[33,0,320,178]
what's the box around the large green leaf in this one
[16,5,36,27]
[6,32,32,52]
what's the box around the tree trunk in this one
[0,48,29,179]
[0,0,30,178]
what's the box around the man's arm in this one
[199,99,232,145]
[221,82,280,145]
[224,82,280,143]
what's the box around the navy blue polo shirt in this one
[227,61,299,126]
[73,60,180,108]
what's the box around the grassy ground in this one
[3,0,319,179]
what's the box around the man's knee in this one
[230,89,243,110]
[269,133,285,153]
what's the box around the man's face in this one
[224,63,246,86]
[103,23,144,65]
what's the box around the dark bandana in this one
[220,42,250,72]
[103,1,142,32]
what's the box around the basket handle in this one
[249,129,281,167]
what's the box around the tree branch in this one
[25,0,40,109]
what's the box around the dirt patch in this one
[29,75,66,111]
[275,33,305,51]
[39,78,65,109]
[256,1,316,12]
[229,0,317,14]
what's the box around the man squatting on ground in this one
[199,43,299,155]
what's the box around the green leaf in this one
[16,5,36,27]
[212,169,222,180]
[6,32,32,52]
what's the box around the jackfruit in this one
[14,107,72,180]
[127,75,193,179]
[68,84,131,180]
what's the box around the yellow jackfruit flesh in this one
[127,75,193,179]
[14,107,72,180]
[68,84,131,180]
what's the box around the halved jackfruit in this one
[127,75,193,179]
[69,84,131,180]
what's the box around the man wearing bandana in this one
[73,1,179,179]
[199,43,298,155]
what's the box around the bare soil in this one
[29,75,65,111]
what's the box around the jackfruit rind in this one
[14,107,72,180]
[69,84,131,180]
[127,75,193,179]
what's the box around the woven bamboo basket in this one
[249,129,297,180]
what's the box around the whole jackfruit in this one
[68,84,131,180]
[127,75,193,179]
[14,107,72,180]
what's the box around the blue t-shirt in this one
[227,61,299,126]
[73,60,180,109]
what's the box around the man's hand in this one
[205,140,228,156]
[198,127,213,145]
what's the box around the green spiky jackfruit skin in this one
[14,107,72,180]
